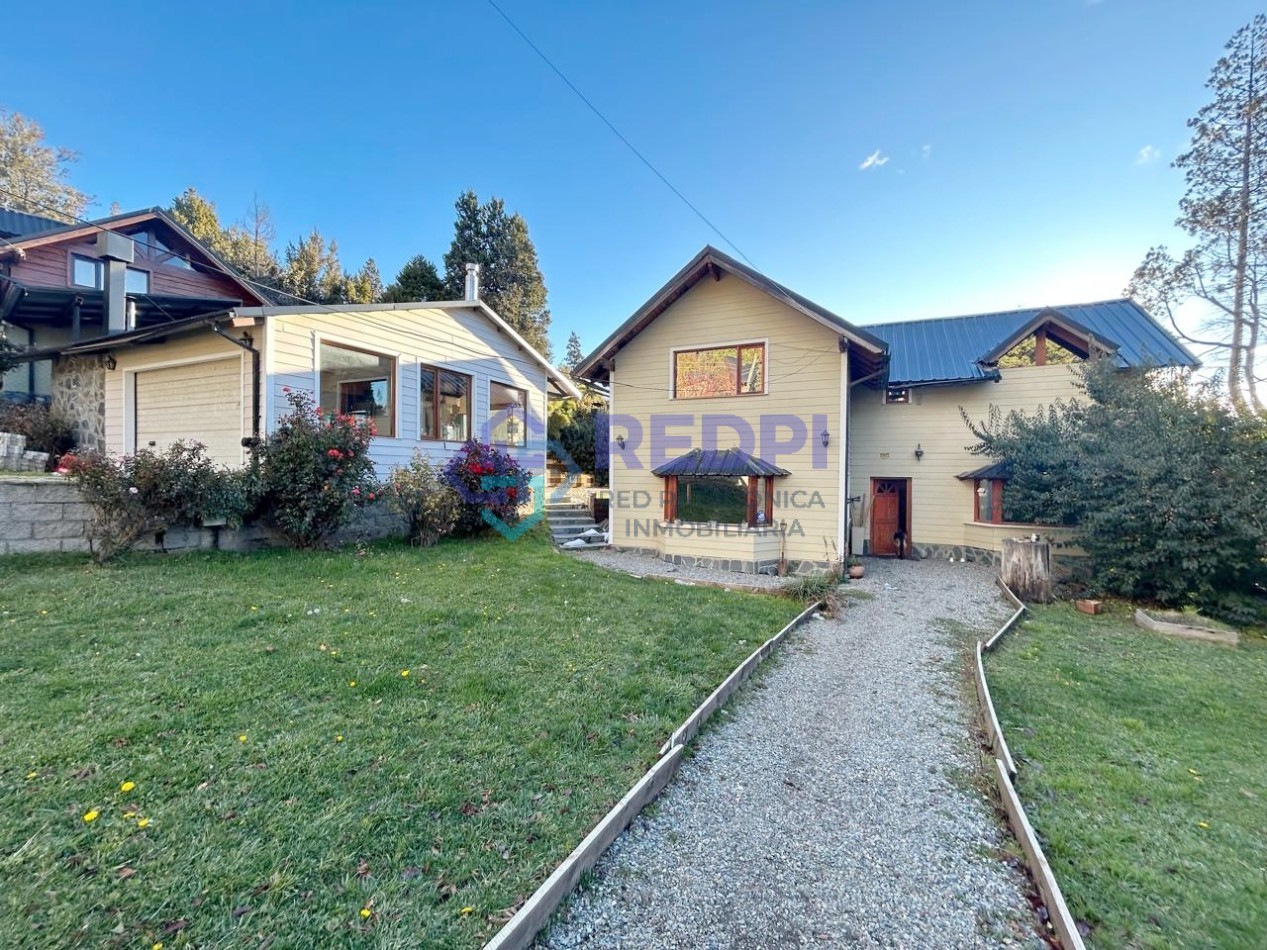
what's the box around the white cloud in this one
[859,149,889,171]
[1136,144,1161,165]
[920,144,932,160]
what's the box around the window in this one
[489,381,527,446]
[72,255,103,289]
[885,386,910,404]
[975,478,1005,524]
[319,342,395,437]
[673,343,765,398]
[125,268,150,294]
[677,476,749,523]
[131,229,193,270]
[420,366,471,441]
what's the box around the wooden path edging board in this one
[974,641,1017,778]
[484,745,687,950]
[659,601,822,755]
[993,758,1087,950]
[484,596,820,950]
[1134,608,1239,646]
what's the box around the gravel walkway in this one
[538,557,1042,949]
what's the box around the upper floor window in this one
[129,229,194,270]
[885,386,910,404]
[319,341,395,437]
[420,366,471,441]
[489,381,527,446]
[673,343,765,398]
[70,255,150,295]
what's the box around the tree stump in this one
[1001,538,1052,603]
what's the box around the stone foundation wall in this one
[912,543,1001,567]
[51,356,106,454]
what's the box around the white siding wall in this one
[267,306,549,479]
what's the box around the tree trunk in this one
[1001,538,1053,604]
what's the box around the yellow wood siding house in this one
[577,247,1196,573]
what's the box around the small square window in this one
[71,255,103,289]
[125,268,149,294]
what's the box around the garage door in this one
[135,358,243,466]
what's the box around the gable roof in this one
[865,299,1197,386]
[576,246,887,382]
[0,208,65,239]
[1,207,267,306]
[651,447,791,478]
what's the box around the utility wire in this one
[483,0,757,269]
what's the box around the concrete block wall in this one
[0,477,92,554]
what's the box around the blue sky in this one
[5,1,1261,360]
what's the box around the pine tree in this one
[169,188,280,286]
[1129,15,1267,414]
[0,110,92,222]
[564,332,584,373]
[442,191,552,358]
[383,255,446,302]
[282,229,346,304]
[346,258,384,304]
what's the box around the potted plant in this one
[847,556,865,579]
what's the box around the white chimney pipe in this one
[464,263,480,302]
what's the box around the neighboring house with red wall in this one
[1,207,267,450]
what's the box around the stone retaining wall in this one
[0,477,93,554]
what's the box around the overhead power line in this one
[483,0,756,269]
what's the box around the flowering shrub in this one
[441,440,533,537]
[387,452,461,547]
[61,442,246,562]
[258,389,378,548]
[0,401,76,470]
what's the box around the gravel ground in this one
[537,556,1043,949]
[566,547,788,591]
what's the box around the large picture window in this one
[489,381,527,446]
[673,343,765,398]
[320,342,395,437]
[420,366,471,441]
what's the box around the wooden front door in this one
[870,479,909,557]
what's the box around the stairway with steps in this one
[546,500,608,548]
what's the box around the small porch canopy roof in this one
[652,447,790,478]
[957,460,1009,480]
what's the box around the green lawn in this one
[986,603,1267,948]
[0,530,798,949]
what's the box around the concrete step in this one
[550,524,603,540]
[547,514,596,527]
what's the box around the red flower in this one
[327,448,343,459]
[351,487,361,496]
[367,492,376,501]
[507,488,517,499]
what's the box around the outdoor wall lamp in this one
[101,354,117,371]
[615,434,626,449]
[821,429,830,448]
[914,443,925,460]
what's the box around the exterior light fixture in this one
[615,434,626,449]
[102,354,117,371]
[914,443,925,460]
[821,429,830,448]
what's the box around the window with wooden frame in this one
[974,478,1005,524]
[662,474,776,527]
[489,381,527,446]
[673,343,765,398]
[419,366,471,441]
[319,341,396,437]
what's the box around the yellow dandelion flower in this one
[1198,821,1210,829]
[83,810,100,823]
[137,818,151,829]
[401,669,410,677]
[335,735,344,742]
[460,906,474,915]
[238,734,247,742]
[153,943,164,950]
[123,810,137,819]
[349,680,356,688]
[26,771,38,780]
[359,908,372,919]
[120,781,136,793]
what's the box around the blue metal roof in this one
[0,208,65,238]
[863,299,1197,386]
[652,448,791,478]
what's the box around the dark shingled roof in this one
[652,448,790,478]
[957,461,1010,481]
[864,299,1197,386]
[0,208,65,238]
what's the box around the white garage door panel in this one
[135,359,243,466]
